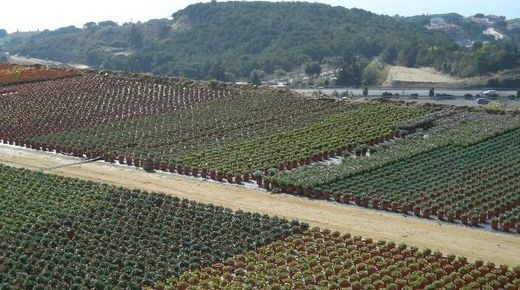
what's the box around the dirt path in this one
[1,144,518,265]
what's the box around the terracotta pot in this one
[447,215,455,222]
[160,163,168,171]
[313,192,323,199]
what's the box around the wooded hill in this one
[1,1,519,84]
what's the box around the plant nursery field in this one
[1,165,518,290]
[0,69,431,180]
[0,66,519,289]
[1,68,520,233]
[0,64,77,86]
[268,110,520,232]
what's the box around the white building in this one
[430,17,446,26]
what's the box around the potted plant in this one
[234,173,242,184]
[201,168,208,178]
[501,220,511,232]
[437,209,445,221]
[491,218,499,230]
[470,215,480,226]
[422,208,431,218]
[252,170,263,184]
[447,210,456,222]
[460,214,469,225]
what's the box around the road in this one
[483,27,504,40]
[1,144,518,265]
[7,54,90,69]
[294,88,520,107]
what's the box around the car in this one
[477,98,490,105]
[483,90,498,96]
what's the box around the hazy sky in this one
[1,0,518,33]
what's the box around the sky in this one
[0,0,518,33]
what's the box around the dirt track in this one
[1,144,518,265]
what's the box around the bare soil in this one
[1,144,518,265]
[384,65,459,85]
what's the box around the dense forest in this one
[1,1,519,84]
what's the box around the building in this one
[430,17,446,26]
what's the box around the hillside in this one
[1,2,452,81]
[1,1,519,84]
[405,13,508,43]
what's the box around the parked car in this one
[483,90,498,98]
[477,98,490,105]
[464,93,475,100]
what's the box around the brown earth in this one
[384,65,459,85]
[1,144,519,265]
